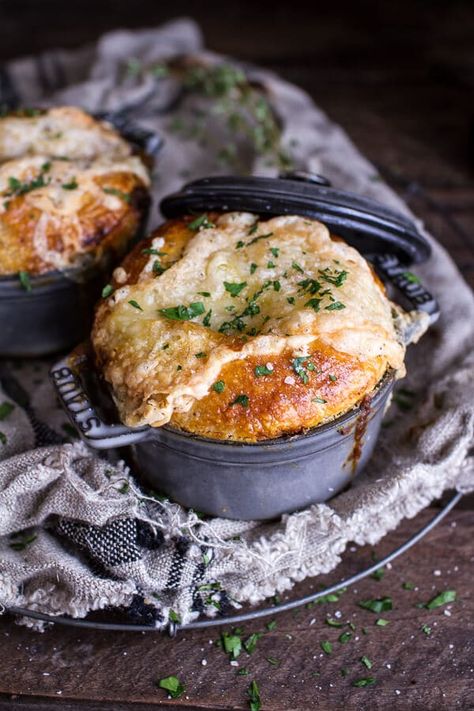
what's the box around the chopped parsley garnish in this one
[18,271,32,292]
[402,581,415,590]
[9,531,37,551]
[358,597,392,613]
[325,301,346,311]
[338,631,352,644]
[360,656,373,669]
[375,618,390,626]
[219,281,272,334]
[198,291,211,297]
[152,260,166,275]
[298,278,321,294]
[266,620,277,631]
[371,567,385,581]
[203,309,212,327]
[248,223,259,235]
[306,587,347,607]
[0,402,14,420]
[195,352,207,358]
[320,640,332,655]
[168,609,181,623]
[305,297,321,312]
[292,261,304,273]
[403,270,421,284]
[222,632,242,659]
[142,247,166,256]
[188,213,215,230]
[6,165,50,197]
[238,667,250,676]
[102,284,114,298]
[267,261,275,269]
[224,281,247,297]
[329,374,338,382]
[243,632,262,654]
[103,186,131,203]
[247,231,273,246]
[23,108,43,117]
[291,357,314,384]
[267,657,280,666]
[325,618,344,628]
[421,624,432,636]
[352,677,376,687]
[255,365,273,377]
[159,302,205,321]
[270,247,279,258]
[236,240,245,249]
[247,680,261,711]
[273,280,281,291]
[157,675,185,699]
[61,178,78,190]
[128,300,143,311]
[319,267,348,287]
[287,296,295,305]
[250,263,258,274]
[230,394,250,408]
[212,380,225,393]
[425,590,456,609]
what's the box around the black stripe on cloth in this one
[0,65,20,109]
[35,54,52,93]
[190,552,209,613]
[0,365,64,447]
[50,52,67,91]
[164,537,192,591]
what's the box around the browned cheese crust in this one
[93,213,405,442]
[0,107,151,275]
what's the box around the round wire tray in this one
[5,491,463,636]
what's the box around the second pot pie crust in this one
[0,107,151,276]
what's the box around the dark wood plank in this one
[0,503,472,710]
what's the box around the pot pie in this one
[92,211,408,443]
[0,107,151,276]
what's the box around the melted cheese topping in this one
[0,108,151,275]
[0,107,132,163]
[0,155,150,217]
[93,213,405,432]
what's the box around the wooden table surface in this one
[0,2,473,709]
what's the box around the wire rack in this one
[5,491,463,636]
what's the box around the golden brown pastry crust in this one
[171,343,386,441]
[0,106,133,163]
[92,213,405,442]
[0,108,150,276]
